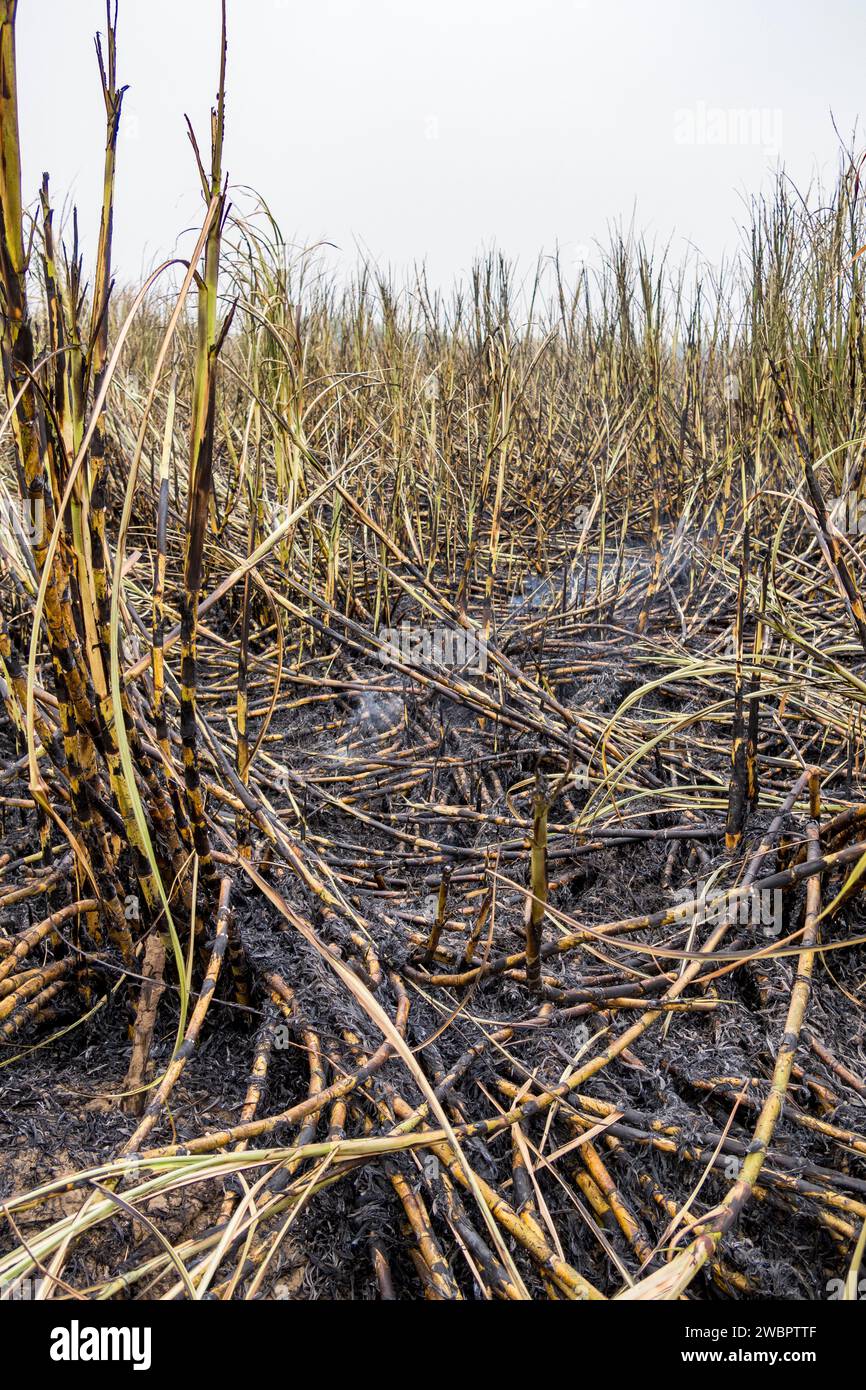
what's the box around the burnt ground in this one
[2,599,866,1301]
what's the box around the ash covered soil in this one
[3,638,866,1301]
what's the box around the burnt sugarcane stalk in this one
[725,526,750,853]
[424,861,452,961]
[180,1,228,889]
[745,558,767,811]
[0,1,39,500]
[0,3,136,956]
[525,770,549,994]
[773,359,866,654]
[87,1,126,666]
[234,446,261,857]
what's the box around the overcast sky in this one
[15,0,866,290]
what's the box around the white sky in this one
[16,0,866,290]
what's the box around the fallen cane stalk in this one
[617,818,824,1299]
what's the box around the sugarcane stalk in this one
[179,0,228,888]
[525,771,549,994]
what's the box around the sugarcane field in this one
[1,0,866,1335]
